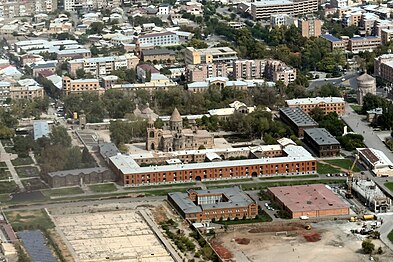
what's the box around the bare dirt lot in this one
[215,221,393,262]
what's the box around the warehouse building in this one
[268,184,350,218]
[279,107,318,137]
[303,128,341,157]
[168,186,258,221]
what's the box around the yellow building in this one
[62,76,105,95]
[184,47,237,66]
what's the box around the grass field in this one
[0,194,10,202]
[259,175,319,180]
[384,182,393,193]
[324,159,361,172]
[0,162,7,167]
[209,179,345,191]
[388,229,393,243]
[88,183,117,193]
[350,105,363,114]
[0,169,10,180]
[0,139,13,147]
[42,187,84,197]
[15,166,40,178]
[144,187,201,196]
[0,181,18,194]
[11,157,34,166]
[22,178,48,191]
[127,182,197,190]
[5,209,54,231]
[317,162,341,174]
[203,178,252,184]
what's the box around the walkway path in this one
[378,213,393,251]
[139,209,182,262]
[0,141,25,191]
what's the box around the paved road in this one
[377,213,393,251]
[0,141,25,191]
[308,72,358,90]
[342,103,393,163]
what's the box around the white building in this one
[138,31,180,47]
[158,4,171,15]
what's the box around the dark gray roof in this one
[30,62,57,69]
[142,48,175,56]
[304,128,340,146]
[279,107,318,127]
[168,186,255,214]
[47,167,107,177]
[99,143,120,159]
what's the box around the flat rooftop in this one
[304,128,340,146]
[286,97,345,106]
[320,34,342,42]
[357,148,393,168]
[268,184,349,213]
[279,107,318,127]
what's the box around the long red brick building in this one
[108,142,317,186]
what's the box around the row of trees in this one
[362,93,393,130]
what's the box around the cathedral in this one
[146,108,214,152]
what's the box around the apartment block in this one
[185,63,228,82]
[381,29,393,44]
[374,54,393,83]
[264,60,296,86]
[320,34,347,51]
[63,0,121,11]
[270,14,294,27]
[233,60,265,80]
[184,47,238,66]
[285,97,346,116]
[62,76,104,95]
[342,10,362,27]
[68,54,139,77]
[298,18,322,38]
[359,13,379,36]
[0,0,57,18]
[348,36,381,54]
[251,0,318,20]
[137,32,180,47]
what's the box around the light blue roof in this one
[320,34,341,42]
[33,121,49,140]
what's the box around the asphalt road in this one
[308,72,358,90]
[342,103,393,163]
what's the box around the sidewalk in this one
[0,141,25,191]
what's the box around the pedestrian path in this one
[0,141,25,191]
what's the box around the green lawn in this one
[22,178,48,191]
[203,178,252,184]
[127,182,197,190]
[0,194,10,202]
[5,209,55,231]
[0,162,7,167]
[0,181,18,194]
[11,157,34,166]
[42,186,84,197]
[325,159,361,172]
[317,162,341,174]
[388,229,393,243]
[15,166,40,178]
[384,182,393,193]
[209,179,345,191]
[88,183,117,193]
[0,169,10,180]
[145,187,201,196]
[350,105,363,114]
[0,139,13,147]
[259,174,319,180]
[4,147,16,154]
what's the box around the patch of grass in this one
[11,157,34,166]
[259,175,319,180]
[127,182,196,190]
[388,229,393,243]
[22,178,48,191]
[42,186,84,197]
[317,162,341,174]
[0,162,7,167]
[384,182,393,193]
[145,187,201,196]
[203,178,252,184]
[209,179,345,191]
[1,139,13,146]
[0,194,10,202]
[5,209,54,231]
[0,169,10,180]
[0,181,18,194]
[3,147,16,154]
[350,105,363,114]
[324,159,361,172]
[15,166,40,178]
[88,183,117,193]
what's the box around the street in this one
[308,72,358,90]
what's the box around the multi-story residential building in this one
[374,54,393,82]
[62,76,104,95]
[381,29,393,44]
[251,0,318,20]
[359,13,379,36]
[63,0,121,11]
[141,49,176,63]
[68,54,139,77]
[279,107,319,137]
[184,47,238,67]
[57,49,91,62]
[233,60,265,80]
[264,60,296,86]
[285,97,346,116]
[348,36,381,53]
[109,143,317,186]
[31,61,57,77]
[320,34,347,51]
[374,19,393,37]
[298,18,322,38]
[303,128,341,157]
[342,10,362,27]
[8,79,45,100]
[0,0,57,18]
[330,0,348,8]
[137,32,180,47]
[185,63,228,82]
[271,14,294,27]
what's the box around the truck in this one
[362,214,376,221]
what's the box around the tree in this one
[50,126,71,148]
[309,107,325,122]
[362,239,375,254]
[75,68,86,79]
[87,22,104,34]
[13,136,35,158]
